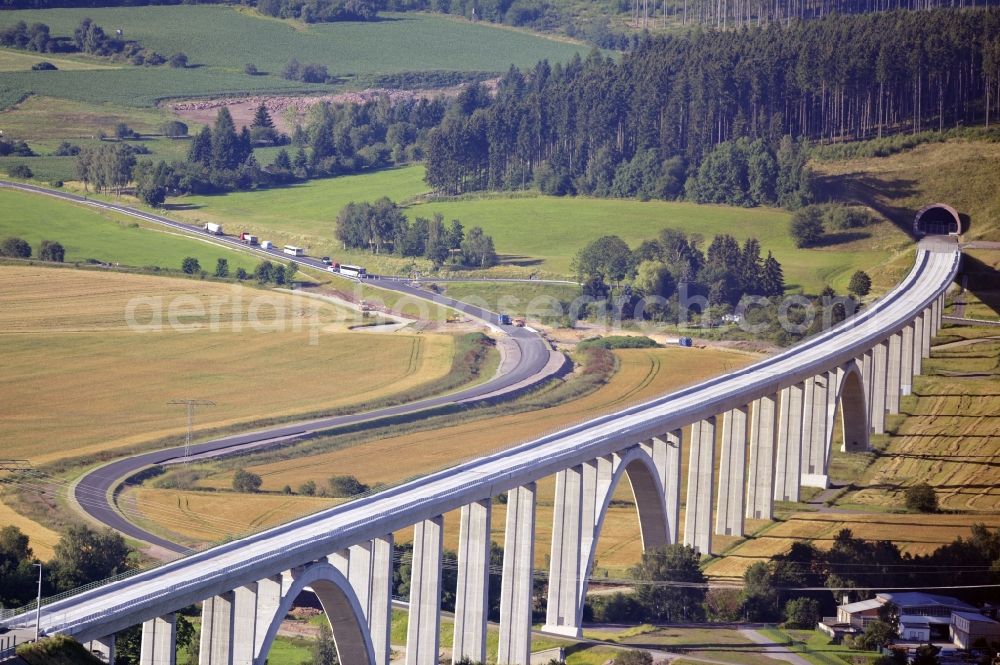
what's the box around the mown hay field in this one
[0,266,459,464]
[844,325,1000,513]
[705,512,1000,579]
[125,346,757,572]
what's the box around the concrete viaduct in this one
[1,239,960,665]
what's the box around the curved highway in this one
[0,241,960,640]
[0,180,559,554]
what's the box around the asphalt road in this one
[0,180,558,554]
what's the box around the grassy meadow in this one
[0,265,461,464]
[0,6,589,110]
[813,137,1000,242]
[0,188,265,273]
[169,164,908,293]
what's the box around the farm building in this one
[821,592,991,646]
[951,611,1000,650]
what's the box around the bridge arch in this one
[577,445,669,616]
[827,360,870,466]
[914,203,961,236]
[256,562,375,665]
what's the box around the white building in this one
[951,611,1000,650]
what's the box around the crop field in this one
[0,6,588,110]
[124,345,757,569]
[170,164,907,293]
[0,265,460,465]
[0,188,267,273]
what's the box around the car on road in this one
[499,313,512,325]
[321,257,332,265]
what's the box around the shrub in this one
[0,236,31,258]
[848,270,872,298]
[244,63,259,76]
[53,141,81,156]
[784,597,820,628]
[31,61,57,71]
[114,122,138,140]
[905,483,938,513]
[232,469,262,493]
[790,205,825,247]
[327,475,369,497]
[578,335,659,350]
[298,480,317,496]
[614,651,653,665]
[8,163,33,179]
[181,257,201,274]
[826,204,876,230]
[161,120,189,138]
[39,240,65,262]
[168,52,188,68]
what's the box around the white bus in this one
[283,245,305,257]
[339,264,367,278]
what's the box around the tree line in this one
[0,16,183,67]
[424,9,1000,202]
[0,0,381,21]
[335,197,499,267]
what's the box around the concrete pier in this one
[544,466,583,636]
[406,517,444,665]
[901,324,915,395]
[774,384,803,502]
[746,394,778,520]
[498,484,536,665]
[140,614,176,665]
[453,500,492,664]
[683,417,716,554]
[887,332,903,415]
[199,594,232,665]
[871,340,888,434]
[715,407,748,537]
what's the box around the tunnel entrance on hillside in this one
[914,203,962,236]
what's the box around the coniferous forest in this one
[425,9,1000,203]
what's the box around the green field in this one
[0,6,589,109]
[0,188,262,272]
[169,164,908,293]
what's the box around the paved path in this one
[739,629,813,665]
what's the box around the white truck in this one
[260,240,273,250]
[203,223,223,235]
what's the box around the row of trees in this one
[0,236,65,261]
[0,524,132,608]
[425,9,1000,202]
[0,17,177,67]
[335,198,499,267]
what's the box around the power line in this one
[167,399,216,461]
